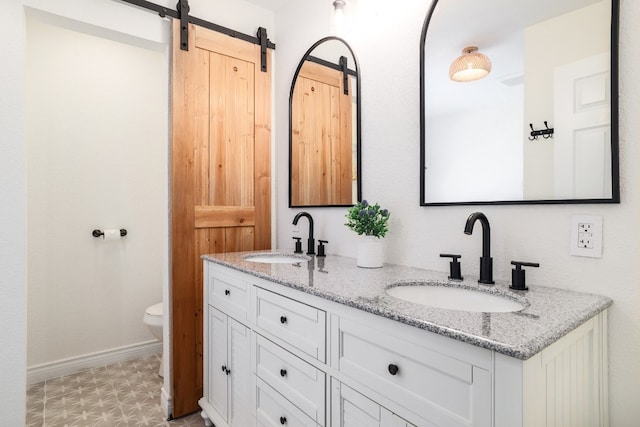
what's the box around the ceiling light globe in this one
[449,46,492,82]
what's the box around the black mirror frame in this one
[288,36,362,208]
[419,0,620,206]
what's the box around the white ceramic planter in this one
[357,235,384,268]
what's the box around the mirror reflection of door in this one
[291,59,353,206]
[553,53,611,199]
[289,37,361,208]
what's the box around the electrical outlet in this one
[577,222,594,249]
[571,215,602,257]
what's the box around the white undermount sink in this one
[243,253,310,264]
[386,283,525,313]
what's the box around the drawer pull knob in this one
[280,416,287,425]
[280,316,287,324]
[224,289,231,296]
[280,369,287,377]
[388,363,399,376]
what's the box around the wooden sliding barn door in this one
[170,21,271,417]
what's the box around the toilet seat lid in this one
[145,303,163,316]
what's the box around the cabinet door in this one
[209,307,229,421]
[228,318,252,426]
[207,308,252,426]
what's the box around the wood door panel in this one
[209,53,255,207]
[171,21,271,417]
[224,227,255,253]
[194,206,256,228]
[195,29,256,63]
[194,49,212,207]
[171,20,198,417]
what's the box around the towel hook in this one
[529,121,554,141]
[528,123,538,141]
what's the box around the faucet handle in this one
[317,240,328,257]
[439,253,463,281]
[510,261,540,291]
[292,237,303,254]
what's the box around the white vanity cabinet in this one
[200,260,609,427]
[494,313,609,427]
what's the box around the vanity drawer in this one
[255,287,326,362]
[333,317,491,426]
[256,334,325,425]
[209,268,249,322]
[256,377,318,427]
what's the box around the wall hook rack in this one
[529,121,554,141]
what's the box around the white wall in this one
[274,0,640,425]
[0,2,28,423]
[425,100,523,203]
[26,11,167,367]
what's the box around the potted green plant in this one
[345,200,390,268]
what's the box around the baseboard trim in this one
[27,340,161,385]
[161,385,172,419]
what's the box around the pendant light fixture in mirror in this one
[449,46,492,82]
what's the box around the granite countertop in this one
[202,251,612,360]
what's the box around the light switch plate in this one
[570,215,603,258]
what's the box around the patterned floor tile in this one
[25,411,44,427]
[168,412,207,427]
[26,354,205,427]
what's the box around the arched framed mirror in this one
[289,36,361,207]
[420,0,619,206]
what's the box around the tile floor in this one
[26,354,205,427]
